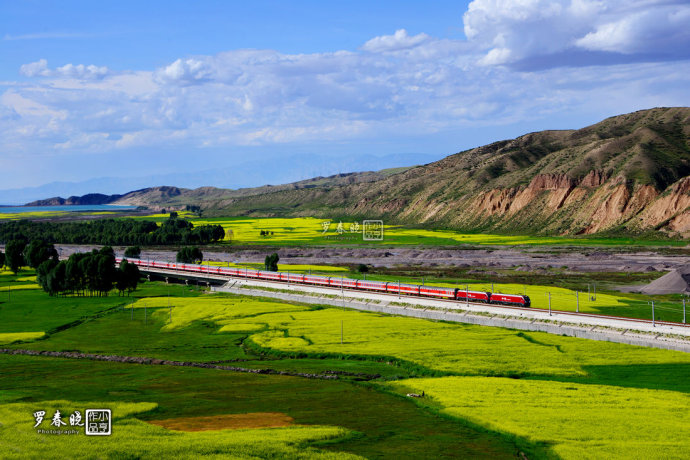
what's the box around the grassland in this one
[0,399,358,459]
[389,377,690,459]
[0,270,526,458]
[110,294,690,380]
[141,215,685,247]
[4,209,684,246]
[0,210,121,220]
[0,331,45,344]
[0,210,71,220]
[3,268,690,459]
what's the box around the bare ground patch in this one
[148,412,294,431]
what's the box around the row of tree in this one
[0,237,141,297]
[0,239,59,273]
[0,215,225,246]
[36,247,140,297]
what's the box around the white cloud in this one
[576,5,690,54]
[155,58,214,84]
[3,12,690,161]
[361,29,432,53]
[464,0,690,67]
[20,59,109,79]
[19,59,50,77]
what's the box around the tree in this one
[25,240,58,268]
[357,263,369,273]
[124,246,141,258]
[37,249,122,297]
[36,259,58,293]
[5,239,27,274]
[177,247,203,264]
[264,253,279,271]
[0,250,4,268]
[116,259,141,296]
[169,211,178,219]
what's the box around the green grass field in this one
[183,216,685,247]
[2,269,690,458]
[0,270,528,458]
[0,399,358,459]
[4,210,685,246]
[389,377,690,459]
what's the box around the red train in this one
[118,258,531,307]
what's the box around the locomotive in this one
[118,258,531,308]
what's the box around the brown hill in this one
[197,107,690,237]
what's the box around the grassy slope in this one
[0,272,526,459]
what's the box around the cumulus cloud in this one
[464,0,690,68]
[3,7,690,162]
[361,29,432,53]
[20,59,109,79]
[19,59,50,77]
[155,58,214,84]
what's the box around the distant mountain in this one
[27,193,124,206]
[0,153,438,205]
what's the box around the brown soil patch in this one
[148,412,294,431]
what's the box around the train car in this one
[258,271,281,281]
[280,272,305,283]
[219,267,241,276]
[356,280,388,292]
[418,286,456,299]
[304,275,331,286]
[455,289,491,303]
[329,277,357,289]
[489,293,531,307]
[386,282,420,296]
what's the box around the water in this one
[0,205,138,213]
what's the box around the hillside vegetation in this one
[195,107,690,236]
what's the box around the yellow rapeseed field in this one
[0,332,45,344]
[136,296,690,378]
[390,376,690,459]
[0,400,358,459]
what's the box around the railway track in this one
[137,265,690,332]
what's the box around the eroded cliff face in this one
[639,177,690,232]
[459,171,690,236]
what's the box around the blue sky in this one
[1,0,690,198]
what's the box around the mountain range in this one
[21,107,690,237]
